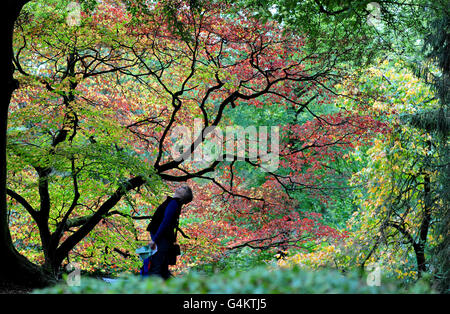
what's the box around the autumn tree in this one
[7,0,173,278]
[1,0,153,286]
[4,0,373,282]
[2,0,425,288]
[120,0,388,257]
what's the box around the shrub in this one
[34,265,434,294]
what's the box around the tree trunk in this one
[0,0,55,289]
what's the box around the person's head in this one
[173,185,193,205]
